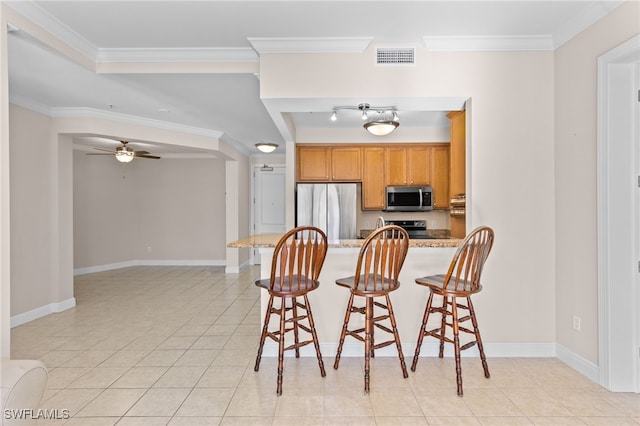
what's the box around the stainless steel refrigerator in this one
[296,183,358,241]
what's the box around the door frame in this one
[597,34,640,392]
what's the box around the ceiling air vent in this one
[376,47,415,65]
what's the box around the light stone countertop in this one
[228,233,462,248]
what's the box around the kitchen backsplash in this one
[357,209,450,231]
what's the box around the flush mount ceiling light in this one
[255,142,279,153]
[330,103,400,136]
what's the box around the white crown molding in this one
[4,0,99,60]
[422,0,625,52]
[552,0,625,49]
[423,35,554,52]
[248,37,372,54]
[97,47,259,63]
[9,94,54,117]
[51,107,225,139]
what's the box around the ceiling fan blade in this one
[93,147,115,153]
[134,150,150,155]
[136,154,161,159]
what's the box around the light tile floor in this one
[8,266,640,425]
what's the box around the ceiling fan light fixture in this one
[255,143,278,153]
[115,146,135,163]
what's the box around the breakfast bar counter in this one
[229,234,463,357]
[228,234,462,249]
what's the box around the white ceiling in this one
[5,0,624,156]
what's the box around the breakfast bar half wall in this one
[229,234,556,359]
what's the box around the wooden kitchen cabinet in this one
[385,145,432,186]
[297,143,451,211]
[297,145,361,181]
[331,147,361,181]
[384,147,408,185]
[407,146,431,185]
[362,147,386,210]
[297,146,330,181]
[430,145,450,209]
[448,110,466,237]
[448,111,466,197]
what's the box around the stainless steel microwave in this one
[385,186,433,212]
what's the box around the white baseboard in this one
[74,259,226,276]
[258,341,598,386]
[556,343,600,384]
[10,297,76,328]
[259,341,557,358]
[225,260,250,274]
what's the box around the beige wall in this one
[261,48,557,344]
[554,0,640,364]
[8,103,239,323]
[73,152,227,269]
[9,105,56,316]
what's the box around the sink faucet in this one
[375,216,385,229]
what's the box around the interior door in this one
[253,165,286,264]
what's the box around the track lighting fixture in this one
[330,103,400,136]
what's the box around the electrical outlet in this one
[365,221,370,228]
[573,316,581,331]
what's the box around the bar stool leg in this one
[276,298,287,396]
[411,292,434,372]
[291,296,300,358]
[451,297,464,396]
[468,297,490,379]
[439,296,448,358]
[334,293,355,370]
[364,296,373,393]
[386,294,408,378]
[255,295,274,372]
[304,294,326,377]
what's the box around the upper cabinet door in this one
[362,147,386,210]
[297,146,330,181]
[385,147,408,185]
[430,145,450,208]
[331,147,362,181]
[406,146,431,185]
[448,110,466,197]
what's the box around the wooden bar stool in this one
[254,226,328,395]
[411,226,495,396]
[333,225,410,393]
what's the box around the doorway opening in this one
[597,34,640,392]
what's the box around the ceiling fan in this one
[86,140,161,163]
